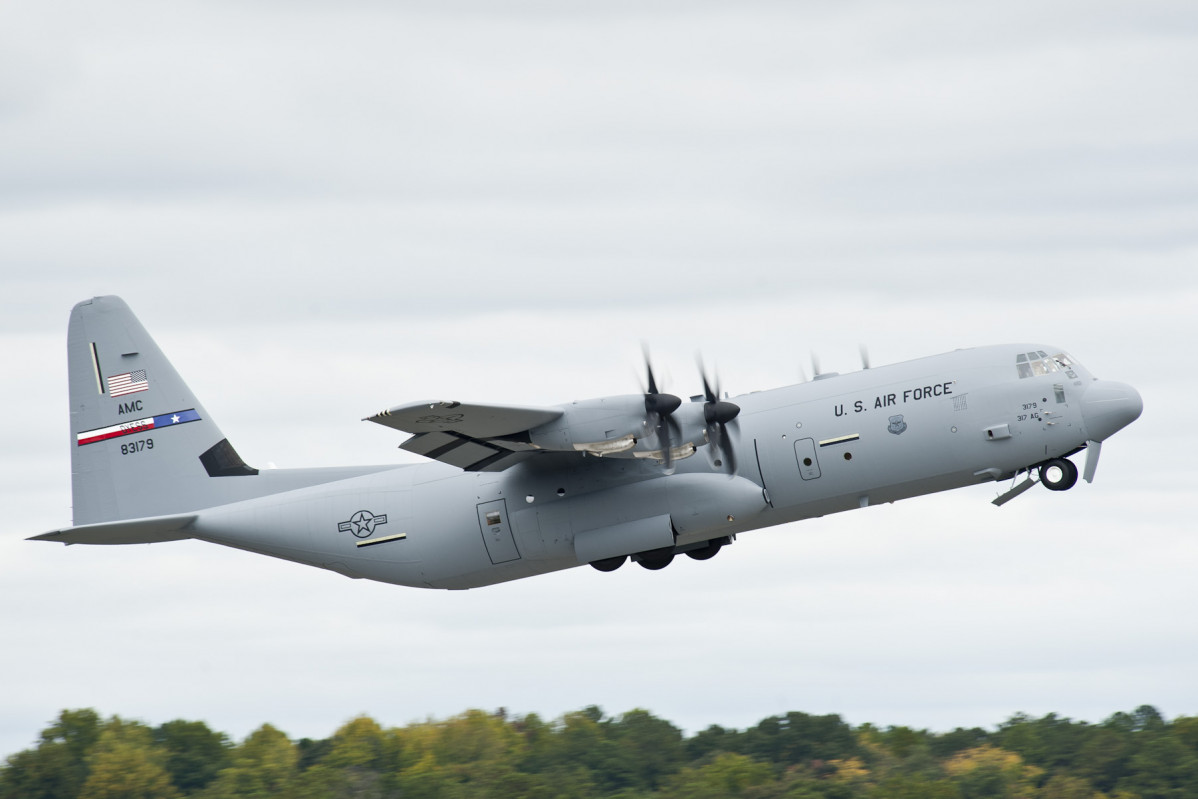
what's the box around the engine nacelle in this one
[528,395,647,454]
[528,395,716,462]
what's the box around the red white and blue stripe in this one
[76,408,202,446]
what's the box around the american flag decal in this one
[106,370,149,397]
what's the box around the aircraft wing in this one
[365,401,563,471]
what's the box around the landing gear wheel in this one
[590,555,627,572]
[1039,458,1079,491]
[686,539,725,561]
[636,547,675,570]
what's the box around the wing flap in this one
[399,431,461,457]
[435,439,504,469]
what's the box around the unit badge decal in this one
[338,510,388,538]
[888,415,908,435]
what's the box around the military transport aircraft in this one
[32,296,1143,589]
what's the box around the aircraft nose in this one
[1080,380,1143,441]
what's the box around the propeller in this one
[643,352,682,472]
[699,364,740,475]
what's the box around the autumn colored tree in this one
[198,723,297,798]
[0,708,101,799]
[5,704,1198,799]
[942,744,1042,799]
[78,720,179,799]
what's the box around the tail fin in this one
[68,296,258,524]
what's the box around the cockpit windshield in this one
[1016,351,1078,379]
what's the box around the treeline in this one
[3,705,1198,798]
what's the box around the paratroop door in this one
[476,499,521,564]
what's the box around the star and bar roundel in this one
[336,510,407,548]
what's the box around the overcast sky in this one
[2,0,1196,760]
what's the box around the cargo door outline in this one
[794,438,821,480]
[476,499,521,564]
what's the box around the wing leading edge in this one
[366,401,563,471]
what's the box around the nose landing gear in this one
[992,456,1081,506]
[1039,458,1079,491]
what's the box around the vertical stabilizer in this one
[68,297,254,524]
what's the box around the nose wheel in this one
[993,456,1081,506]
[1039,458,1079,491]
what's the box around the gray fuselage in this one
[186,343,1138,589]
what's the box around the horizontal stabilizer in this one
[29,512,198,545]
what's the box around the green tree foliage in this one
[78,719,180,799]
[684,723,741,763]
[154,720,231,794]
[741,711,862,769]
[0,708,101,799]
[6,704,1198,798]
[656,751,773,798]
[198,723,298,798]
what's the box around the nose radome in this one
[1081,380,1144,442]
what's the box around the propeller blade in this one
[1083,440,1102,483]
[701,370,717,404]
[697,360,739,475]
[657,408,674,472]
[645,348,660,396]
[720,419,739,475]
[662,414,682,474]
[642,348,681,472]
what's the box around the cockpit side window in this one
[1052,353,1079,379]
